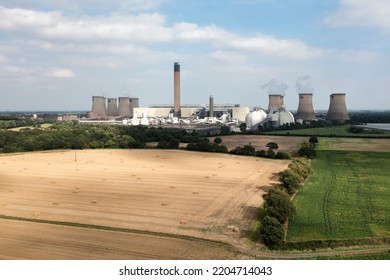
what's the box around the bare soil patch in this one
[0,149,287,259]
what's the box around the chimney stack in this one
[174,62,181,116]
[296,93,315,121]
[209,95,214,117]
[326,93,349,122]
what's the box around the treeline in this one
[0,119,46,129]
[0,122,203,153]
[259,140,314,249]
[349,111,390,124]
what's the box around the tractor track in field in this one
[342,153,375,233]
[323,152,335,235]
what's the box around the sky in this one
[0,0,389,111]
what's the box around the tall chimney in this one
[91,96,107,118]
[296,93,315,121]
[118,97,131,117]
[268,95,283,110]
[326,93,349,122]
[106,98,118,117]
[174,62,180,116]
[209,95,214,117]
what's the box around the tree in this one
[239,122,247,133]
[213,137,223,144]
[309,135,318,145]
[263,188,296,223]
[260,216,285,249]
[266,142,279,151]
[279,169,302,194]
[298,146,317,159]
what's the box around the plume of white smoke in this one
[296,75,314,93]
[261,79,288,96]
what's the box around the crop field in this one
[214,135,308,152]
[287,150,390,241]
[0,149,287,259]
[264,125,390,137]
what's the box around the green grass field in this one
[287,150,390,242]
[265,125,390,137]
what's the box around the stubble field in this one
[0,149,288,259]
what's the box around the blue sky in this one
[0,0,389,111]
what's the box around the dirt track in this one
[0,149,287,259]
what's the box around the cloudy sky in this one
[0,0,389,111]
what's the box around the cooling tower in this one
[129,98,139,118]
[209,95,214,117]
[296,93,315,121]
[106,98,118,116]
[268,95,283,110]
[326,93,349,122]
[118,97,131,117]
[91,96,107,118]
[174,62,181,116]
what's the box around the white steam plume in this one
[296,75,314,93]
[261,79,288,96]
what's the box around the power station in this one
[86,62,349,128]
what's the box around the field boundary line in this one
[0,214,233,249]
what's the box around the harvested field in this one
[0,149,287,259]
[0,219,242,260]
[214,135,307,153]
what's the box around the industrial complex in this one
[84,62,349,130]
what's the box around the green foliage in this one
[279,169,302,194]
[275,151,292,159]
[186,138,228,153]
[219,126,231,136]
[239,123,247,133]
[229,144,256,156]
[256,150,267,158]
[0,123,190,153]
[309,135,319,145]
[298,146,317,159]
[266,142,279,151]
[263,188,296,223]
[260,216,285,249]
[213,137,223,144]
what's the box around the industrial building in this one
[87,62,349,127]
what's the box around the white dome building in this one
[278,108,295,126]
[245,108,267,129]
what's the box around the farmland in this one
[287,150,390,242]
[264,125,390,137]
[0,149,287,259]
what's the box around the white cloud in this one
[325,0,390,31]
[45,68,75,78]
[0,5,326,60]
[0,0,164,13]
